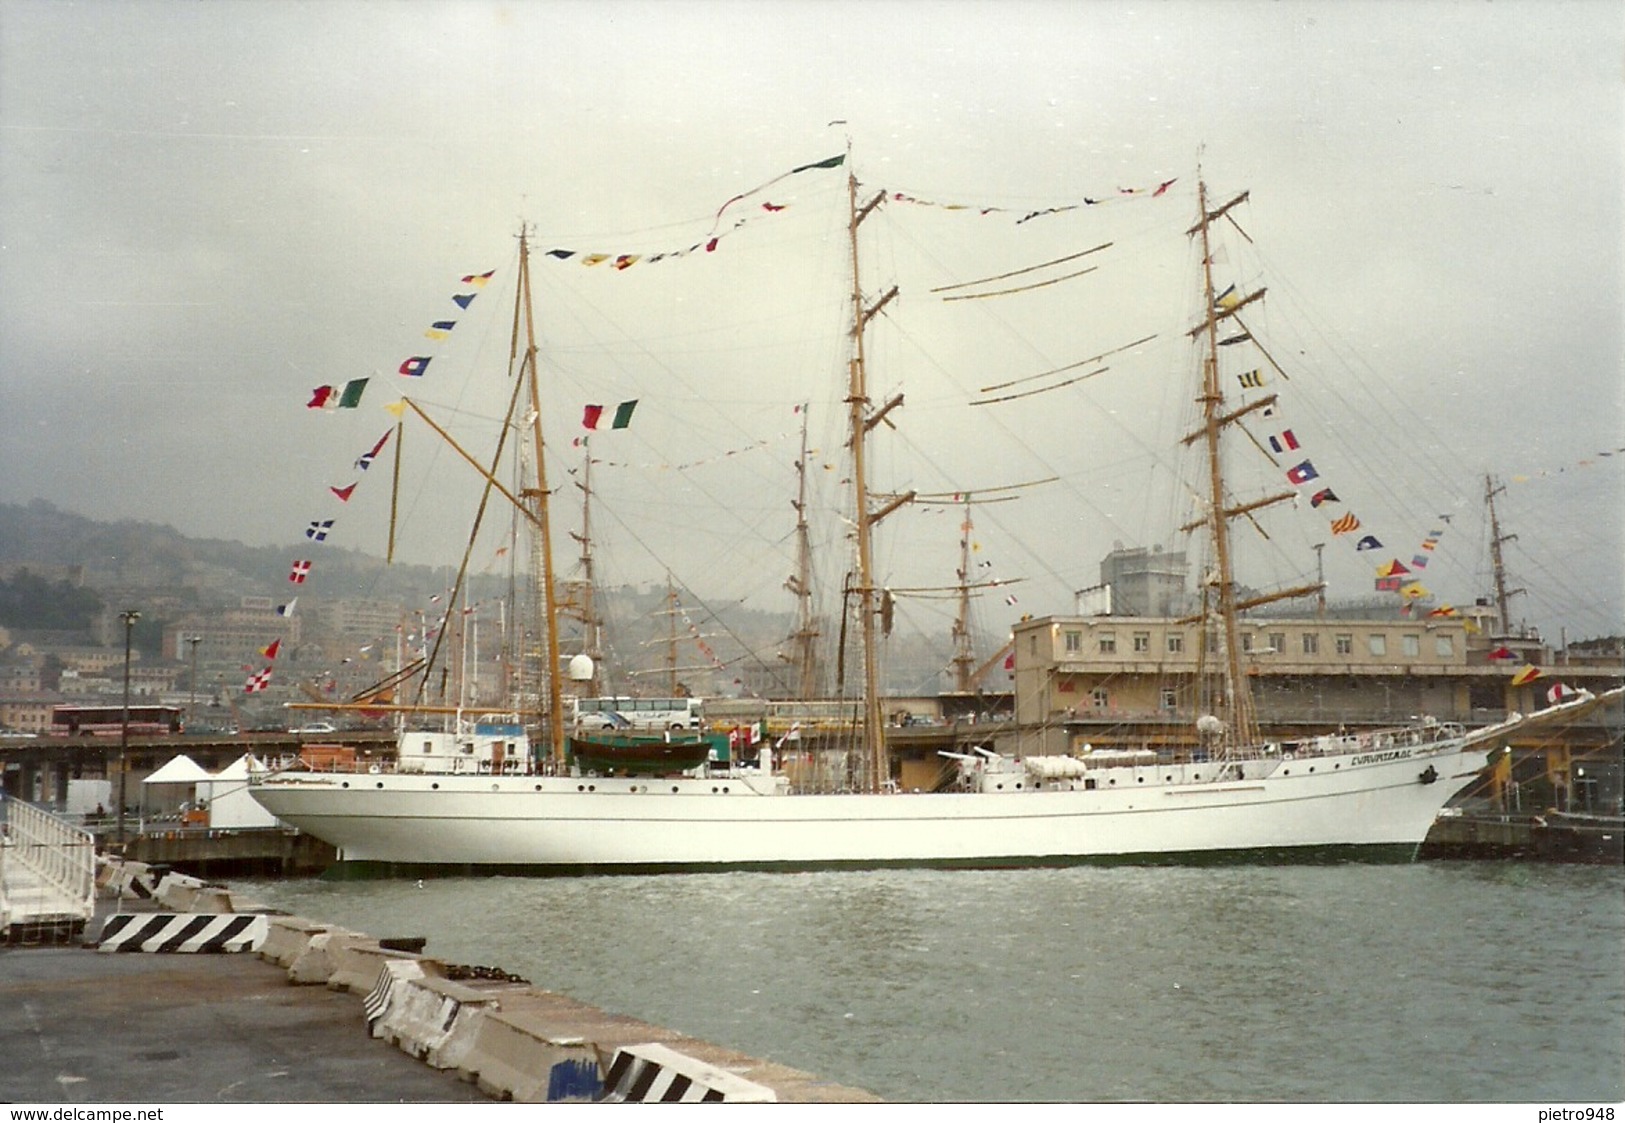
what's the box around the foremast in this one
[844,155,912,792]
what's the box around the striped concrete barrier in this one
[362,959,429,1032]
[372,972,507,1067]
[599,1042,779,1103]
[326,933,439,994]
[96,912,268,954]
[259,915,336,968]
[287,928,354,985]
[97,858,160,902]
[153,871,236,913]
[452,1008,604,1103]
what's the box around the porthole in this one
[672,786,680,793]
[1109,778,1116,785]
[534,784,542,791]
[376,781,384,789]
[1283,769,1290,776]
[577,784,586,792]
[1334,763,1340,770]
[341,781,349,789]
[1308,767,1315,773]
[1137,776,1145,784]
[431,783,439,790]
[722,787,730,794]
[587,784,596,792]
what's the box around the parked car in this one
[288,722,338,735]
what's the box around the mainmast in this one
[784,402,822,699]
[1183,180,1318,755]
[844,154,910,792]
[1484,473,1524,634]
[1194,180,1256,751]
[516,231,567,762]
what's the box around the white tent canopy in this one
[196,754,279,829]
[142,754,211,784]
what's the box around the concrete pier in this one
[0,858,881,1104]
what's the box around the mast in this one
[1484,473,1524,634]
[950,496,976,693]
[516,230,567,762]
[1184,179,1318,754]
[666,575,680,696]
[844,153,909,792]
[784,402,821,699]
[1193,179,1260,754]
[566,441,604,694]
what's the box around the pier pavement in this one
[0,889,881,1105]
[1,944,490,1104]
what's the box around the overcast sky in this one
[2,0,1620,653]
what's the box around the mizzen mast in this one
[564,442,605,695]
[783,402,822,699]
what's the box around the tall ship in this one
[250,160,1607,875]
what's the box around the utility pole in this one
[117,609,141,845]
[187,635,202,730]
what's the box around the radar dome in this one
[566,653,595,681]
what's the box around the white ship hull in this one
[250,737,1488,874]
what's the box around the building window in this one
[1402,634,1420,658]
[1435,634,1454,657]
[1099,633,1116,654]
[1029,635,1037,656]
[1091,689,1109,709]
[1369,634,1387,657]
[1335,634,1353,656]
[1241,634,1254,653]
[1159,687,1177,710]
[1302,633,1319,656]
[1064,630,1081,654]
[1268,633,1286,655]
[1133,632,1151,653]
[1167,633,1184,654]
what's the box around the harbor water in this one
[232,861,1624,1104]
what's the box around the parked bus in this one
[48,704,185,737]
[570,696,702,732]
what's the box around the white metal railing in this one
[0,792,97,933]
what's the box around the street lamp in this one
[118,609,140,845]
